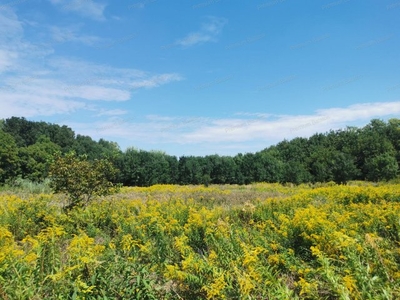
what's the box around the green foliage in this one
[92,260,161,300]
[72,134,104,160]
[364,153,398,181]
[0,129,19,183]
[331,151,360,184]
[2,116,76,150]
[283,160,312,184]
[178,156,204,185]
[19,135,61,182]
[49,152,120,210]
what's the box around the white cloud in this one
[69,101,400,155]
[0,90,86,119]
[130,73,183,89]
[176,17,227,47]
[0,49,18,72]
[0,8,23,71]
[145,115,175,121]
[96,109,128,117]
[181,101,400,144]
[69,85,131,101]
[316,102,400,123]
[50,25,102,45]
[0,8,23,38]
[0,9,182,119]
[48,0,107,21]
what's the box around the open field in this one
[1,183,400,299]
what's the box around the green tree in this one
[72,134,104,160]
[43,123,76,152]
[240,153,257,184]
[3,116,39,147]
[205,155,237,184]
[308,147,335,183]
[233,153,246,185]
[364,153,398,182]
[166,155,179,184]
[178,156,203,185]
[331,151,360,184]
[386,118,400,166]
[19,135,61,182]
[257,151,284,183]
[49,152,119,210]
[139,150,171,186]
[117,147,142,186]
[282,160,312,184]
[0,130,19,183]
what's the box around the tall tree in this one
[178,156,203,185]
[0,130,19,183]
[19,136,61,182]
[364,153,398,182]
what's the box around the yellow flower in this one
[296,277,318,296]
[267,254,281,266]
[21,236,39,250]
[270,242,279,251]
[108,242,116,250]
[208,250,218,262]
[343,275,357,293]
[37,226,65,242]
[120,234,137,252]
[24,252,38,265]
[237,271,255,296]
[310,246,322,257]
[202,272,226,299]
[242,246,265,267]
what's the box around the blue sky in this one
[0,0,399,156]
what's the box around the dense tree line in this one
[0,117,120,183]
[0,117,399,186]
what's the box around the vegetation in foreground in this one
[1,183,400,299]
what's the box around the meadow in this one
[0,182,399,299]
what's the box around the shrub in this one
[49,152,120,211]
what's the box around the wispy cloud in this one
[0,49,18,72]
[0,7,22,36]
[194,74,233,90]
[48,0,107,20]
[94,33,137,49]
[0,0,28,10]
[127,0,157,9]
[0,9,183,119]
[96,109,128,117]
[181,102,400,143]
[192,0,221,10]
[50,25,103,45]
[0,82,88,118]
[72,101,400,155]
[176,17,227,47]
[130,74,183,89]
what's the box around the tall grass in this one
[0,177,52,194]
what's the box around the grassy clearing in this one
[0,183,399,299]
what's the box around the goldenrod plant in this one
[0,183,399,299]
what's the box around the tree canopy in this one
[0,117,399,186]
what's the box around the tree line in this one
[0,117,399,186]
